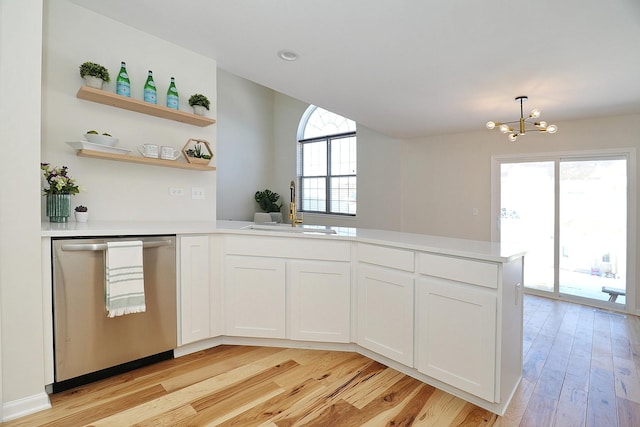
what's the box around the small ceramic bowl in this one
[84,133,119,146]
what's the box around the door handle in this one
[60,240,172,252]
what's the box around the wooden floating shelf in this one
[76,86,216,127]
[76,149,216,171]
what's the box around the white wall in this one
[217,83,403,230]
[401,113,640,310]
[402,114,640,239]
[272,92,403,230]
[0,0,48,417]
[1,0,220,419]
[216,69,274,221]
[42,0,217,222]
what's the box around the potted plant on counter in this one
[41,163,80,223]
[254,189,283,223]
[188,93,210,116]
[79,61,110,89]
[74,205,89,223]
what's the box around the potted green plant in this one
[254,189,283,223]
[79,61,110,89]
[188,93,210,116]
[74,205,89,223]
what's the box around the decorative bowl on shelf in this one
[84,133,119,146]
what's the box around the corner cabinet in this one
[223,235,351,342]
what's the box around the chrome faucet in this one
[289,180,303,227]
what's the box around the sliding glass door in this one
[497,153,630,308]
[500,161,555,292]
[558,159,627,304]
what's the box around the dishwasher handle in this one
[60,239,173,252]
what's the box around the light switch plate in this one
[192,187,205,199]
[169,187,184,196]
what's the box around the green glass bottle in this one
[166,77,179,109]
[143,70,157,104]
[115,61,130,97]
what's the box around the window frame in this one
[298,130,357,216]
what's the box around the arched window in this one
[297,106,357,215]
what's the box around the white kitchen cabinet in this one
[357,264,414,366]
[179,235,211,345]
[288,260,351,343]
[224,255,286,338]
[416,277,497,401]
[40,224,524,417]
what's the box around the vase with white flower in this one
[41,163,80,223]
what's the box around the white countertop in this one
[41,220,526,263]
[41,220,220,237]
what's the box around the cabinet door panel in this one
[357,265,414,365]
[416,278,496,401]
[289,260,350,343]
[225,256,286,338]
[179,235,211,345]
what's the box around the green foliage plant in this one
[254,189,282,212]
[79,62,110,82]
[86,130,112,136]
[188,93,210,110]
[185,143,211,159]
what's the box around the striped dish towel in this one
[105,240,146,318]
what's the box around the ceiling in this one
[69,0,640,139]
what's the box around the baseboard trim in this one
[2,391,50,422]
[174,336,224,358]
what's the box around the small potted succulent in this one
[79,61,110,89]
[182,138,213,165]
[74,205,89,223]
[188,93,210,116]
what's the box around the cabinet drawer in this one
[418,253,498,289]
[358,244,414,272]
[225,236,350,261]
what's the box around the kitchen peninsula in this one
[40,220,525,416]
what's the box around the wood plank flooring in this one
[4,295,640,426]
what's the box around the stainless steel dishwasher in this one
[51,235,177,392]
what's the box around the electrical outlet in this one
[192,187,205,200]
[169,187,184,196]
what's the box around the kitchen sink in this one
[241,223,338,234]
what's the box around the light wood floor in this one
[4,295,640,426]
